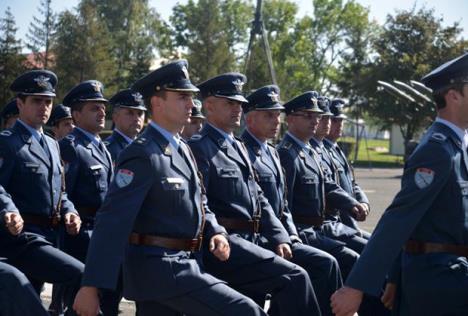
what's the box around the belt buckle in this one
[51,215,61,228]
[190,237,202,252]
[252,218,260,234]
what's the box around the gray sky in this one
[2,0,467,43]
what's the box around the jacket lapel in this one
[205,124,246,168]
[15,123,51,167]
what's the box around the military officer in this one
[276,91,367,279]
[47,104,75,140]
[309,97,368,254]
[324,99,371,238]
[189,73,321,316]
[105,89,146,162]
[0,70,84,314]
[241,85,343,315]
[331,52,468,316]
[59,80,119,315]
[1,98,19,129]
[181,99,205,140]
[73,60,266,316]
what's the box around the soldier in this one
[324,99,371,238]
[0,70,83,315]
[47,104,75,140]
[331,53,468,316]
[189,73,321,315]
[59,81,119,315]
[72,60,266,316]
[276,91,370,278]
[309,97,368,254]
[241,85,343,315]
[181,99,205,140]
[105,89,146,162]
[1,98,19,129]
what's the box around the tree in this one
[94,0,170,88]
[26,0,56,69]
[0,7,26,106]
[52,0,116,99]
[358,6,468,151]
[170,0,252,83]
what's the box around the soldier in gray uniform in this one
[331,52,468,316]
[72,60,267,316]
[0,70,83,315]
[189,73,321,316]
[309,97,368,254]
[105,89,146,162]
[241,85,343,315]
[181,99,205,140]
[324,99,371,238]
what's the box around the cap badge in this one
[268,91,279,102]
[181,65,190,79]
[311,97,318,107]
[91,81,102,93]
[233,79,244,93]
[132,92,143,103]
[34,75,52,90]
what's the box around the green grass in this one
[340,137,404,168]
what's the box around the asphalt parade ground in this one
[41,167,403,315]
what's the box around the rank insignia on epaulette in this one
[103,141,110,146]
[65,134,75,141]
[190,134,202,141]
[431,133,446,141]
[0,130,12,136]
[135,137,146,144]
[281,142,292,149]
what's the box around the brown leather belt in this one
[217,217,260,234]
[129,232,203,252]
[23,214,61,228]
[293,215,324,227]
[77,207,99,217]
[404,240,468,257]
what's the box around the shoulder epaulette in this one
[430,132,447,142]
[189,134,204,142]
[134,136,148,145]
[0,130,12,137]
[280,141,292,150]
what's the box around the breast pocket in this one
[21,162,46,181]
[89,164,107,192]
[301,174,320,198]
[257,173,274,183]
[162,177,186,210]
[215,167,241,197]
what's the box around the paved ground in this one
[41,167,403,315]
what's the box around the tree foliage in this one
[26,0,55,69]
[358,7,468,147]
[0,7,26,106]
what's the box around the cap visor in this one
[115,105,147,111]
[20,92,56,97]
[215,94,248,103]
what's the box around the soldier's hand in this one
[73,286,100,316]
[209,234,230,261]
[330,286,363,316]
[351,203,368,221]
[276,243,293,260]
[4,212,24,235]
[65,213,81,235]
[381,282,397,310]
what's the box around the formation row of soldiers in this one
[0,51,467,316]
